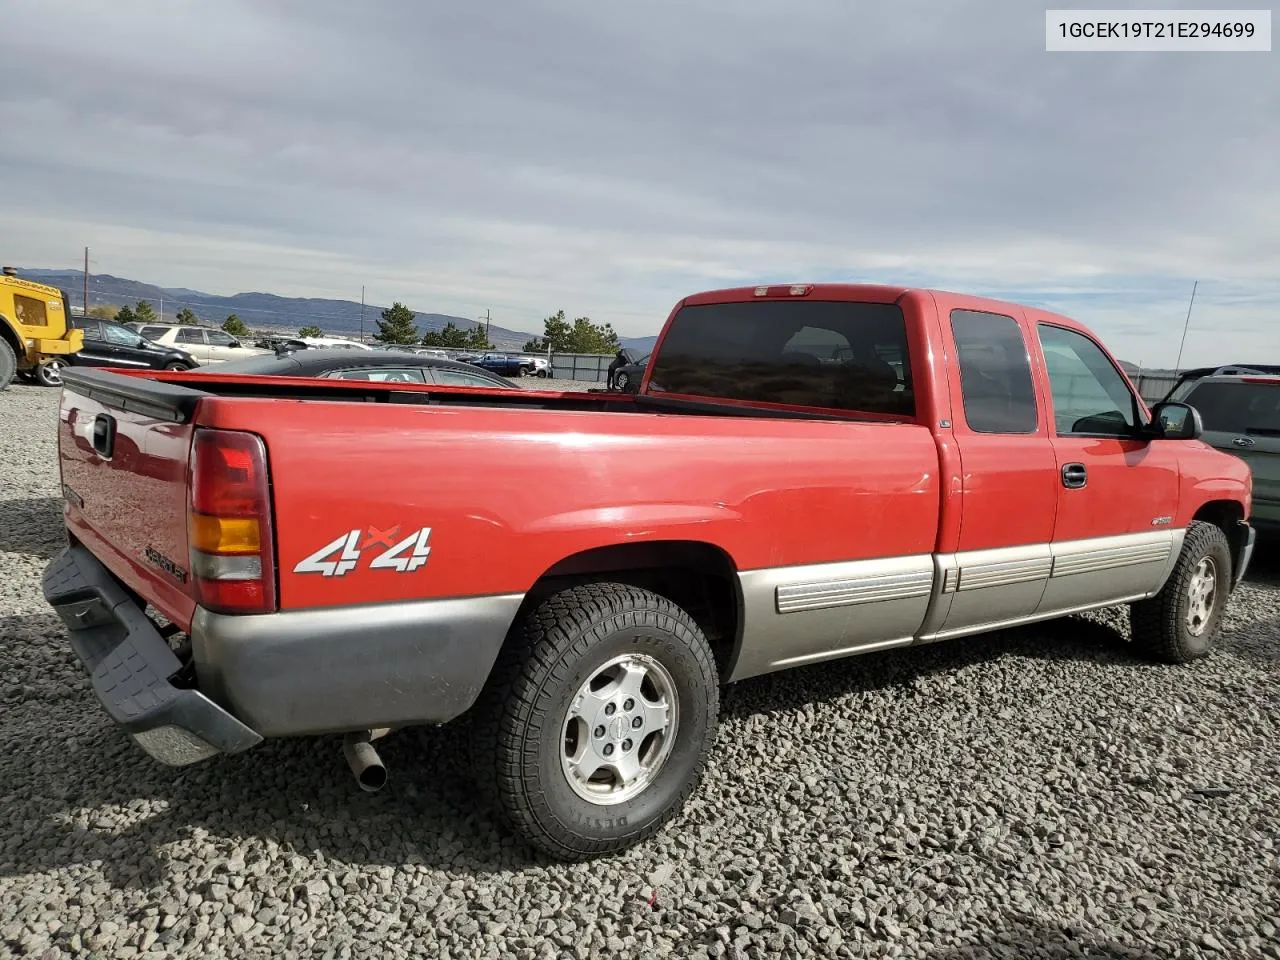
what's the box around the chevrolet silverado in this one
[43,283,1254,860]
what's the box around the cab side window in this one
[206,331,236,347]
[176,328,206,346]
[1037,325,1138,436]
[950,310,1038,433]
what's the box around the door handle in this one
[1061,462,1087,489]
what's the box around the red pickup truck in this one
[43,283,1255,860]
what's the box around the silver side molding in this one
[731,530,1188,675]
[730,554,934,682]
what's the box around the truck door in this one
[926,307,1059,639]
[1031,322,1182,613]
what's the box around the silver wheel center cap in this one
[609,716,628,741]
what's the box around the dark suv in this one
[1168,365,1280,534]
[57,318,199,384]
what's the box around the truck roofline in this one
[676,283,1086,332]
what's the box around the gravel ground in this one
[1,381,1278,960]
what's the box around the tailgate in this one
[57,370,205,628]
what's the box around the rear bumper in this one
[43,544,524,764]
[189,593,523,738]
[42,546,262,765]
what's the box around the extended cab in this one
[43,284,1254,860]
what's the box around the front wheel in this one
[1130,521,1232,663]
[613,372,630,391]
[35,357,66,387]
[471,583,719,860]
[163,361,190,371]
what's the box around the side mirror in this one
[1149,401,1203,440]
[229,339,241,348]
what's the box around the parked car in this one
[467,352,539,377]
[520,355,551,377]
[130,324,271,364]
[0,267,83,388]
[1166,365,1279,534]
[65,318,197,380]
[254,337,309,354]
[296,336,373,351]
[612,349,648,392]
[188,348,513,387]
[44,282,1254,863]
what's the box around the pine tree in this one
[374,302,419,345]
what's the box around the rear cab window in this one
[646,299,914,417]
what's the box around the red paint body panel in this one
[195,397,941,609]
[55,283,1252,622]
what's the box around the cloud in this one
[0,0,1276,364]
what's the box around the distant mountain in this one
[17,268,540,350]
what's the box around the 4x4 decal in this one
[293,526,432,577]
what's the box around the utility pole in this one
[359,285,366,342]
[480,308,491,345]
[159,296,164,323]
[83,247,89,314]
[1173,280,1199,375]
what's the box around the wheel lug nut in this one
[623,698,635,710]
[603,743,614,756]
[604,703,616,716]
[632,716,643,728]
[622,739,633,751]
[593,725,605,738]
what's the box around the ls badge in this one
[294,526,432,577]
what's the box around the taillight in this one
[188,428,276,614]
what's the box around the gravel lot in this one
[1,381,1277,960]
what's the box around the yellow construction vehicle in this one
[0,267,83,388]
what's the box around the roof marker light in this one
[754,286,770,297]
[789,285,811,296]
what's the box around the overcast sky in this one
[2,1,1276,364]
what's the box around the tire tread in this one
[470,582,719,861]
[1130,521,1231,664]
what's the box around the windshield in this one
[646,299,913,416]
[1184,380,1280,435]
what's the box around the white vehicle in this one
[518,355,551,377]
[132,324,272,364]
[297,336,373,351]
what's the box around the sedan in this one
[187,348,514,388]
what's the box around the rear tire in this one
[163,362,189,371]
[614,372,630,391]
[0,338,15,390]
[471,583,719,861]
[35,357,66,387]
[1130,521,1232,664]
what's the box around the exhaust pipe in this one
[343,731,387,792]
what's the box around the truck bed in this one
[57,366,941,628]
